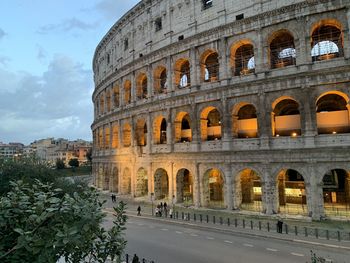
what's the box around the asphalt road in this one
[104,214,350,263]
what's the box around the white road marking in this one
[161,228,168,231]
[175,231,183,234]
[291,253,304,257]
[266,248,278,252]
[206,236,214,240]
[243,243,254,247]
[190,233,198,237]
[224,240,233,244]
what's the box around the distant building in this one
[0,142,24,159]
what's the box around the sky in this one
[0,0,139,145]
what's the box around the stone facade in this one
[92,0,350,220]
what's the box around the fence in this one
[159,211,350,242]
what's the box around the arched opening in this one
[124,80,131,104]
[154,66,167,94]
[112,167,119,193]
[272,98,301,137]
[99,95,105,115]
[136,119,147,146]
[122,123,131,147]
[234,169,262,212]
[201,51,219,82]
[106,90,111,112]
[322,169,350,217]
[175,59,191,88]
[112,124,119,149]
[113,85,120,108]
[136,73,148,100]
[270,31,296,69]
[316,93,350,134]
[135,168,148,197]
[277,169,307,216]
[311,24,343,61]
[232,44,255,76]
[154,168,169,200]
[233,104,258,138]
[201,107,222,141]
[176,169,194,205]
[203,168,225,208]
[121,167,131,195]
[104,126,110,149]
[153,116,167,144]
[174,112,192,143]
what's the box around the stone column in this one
[263,166,278,215]
[224,164,233,210]
[131,72,136,103]
[166,56,173,92]
[295,17,311,65]
[146,114,152,153]
[254,30,267,73]
[194,162,201,208]
[300,87,316,147]
[190,47,199,87]
[221,97,231,150]
[257,91,270,149]
[148,163,153,200]
[109,122,113,150]
[147,65,153,99]
[118,121,123,148]
[218,37,229,82]
[166,109,173,149]
[307,167,325,220]
[169,162,174,202]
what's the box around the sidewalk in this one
[101,193,350,250]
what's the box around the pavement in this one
[100,192,350,251]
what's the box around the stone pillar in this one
[131,72,136,103]
[218,37,229,81]
[194,162,201,208]
[190,47,199,87]
[166,109,173,148]
[148,163,153,199]
[224,164,233,210]
[166,56,173,92]
[295,17,311,65]
[118,121,123,148]
[307,167,325,220]
[254,30,267,73]
[146,114,152,153]
[102,125,106,150]
[169,162,174,202]
[221,98,231,150]
[300,87,316,147]
[147,65,153,99]
[257,92,270,149]
[109,122,113,150]
[263,166,278,215]
[232,171,241,209]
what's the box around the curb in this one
[104,209,350,251]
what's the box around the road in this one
[104,214,350,263]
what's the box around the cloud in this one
[38,18,97,34]
[36,45,47,64]
[0,56,10,67]
[0,28,6,40]
[0,55,94,144]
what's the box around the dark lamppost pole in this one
[151,193,154,216]
[172,194,175,213]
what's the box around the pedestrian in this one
[169,208,173,218]
[137,205,141,216]
[111,194,114,203]
[277,219,283,233]
[164,202,167,210]
[160,202,163,210]
[132,253,139,263]
[155,207,159,217]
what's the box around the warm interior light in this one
[291,132,297,137]
[332,131,337,134]
[276,134,280,137]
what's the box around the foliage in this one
[0,180,127,263]
[68,158,79,168]
[56,159,65,170]
[309,250,327,263]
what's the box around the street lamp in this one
[172,194,175,213]
[151,193,154,216]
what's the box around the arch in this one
[104,126,110,149]
[322,169,350,217]
[112,166,119,193]
[272,97,301,137]
[112,124,119,149]
[174,112,192,143]
[202,168,225,208]
[269,30,296,69]
[234,169,262,212]
[176,168,194,205]
[232,103,258,138]
[106,90,111,112]
[311,20,343,61]
[121,167,131,195]
[136,118,147,146]
[98,128,103,149]
[135,167,148,197]
[113,85,120,108]
[200,106,222,141]
[124,80,131,104]
[153,116,167,144]
[200,49,219,82]
[276,169,307,216]
[154,66,167,94]
[316,92,350,134]
[154,168,169,200]
[136,73,148,99]
[230,40,255,76]
[174,58,191,88]
[122,123,132,147]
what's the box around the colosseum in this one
[92,0,350,220]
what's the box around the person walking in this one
[277,219,283,233]
[169,208,173,219]
[132,254,139,263]
[137,205,141,216]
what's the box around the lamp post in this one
[172,194,175,213]
[151,193,154,216]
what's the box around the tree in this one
[0,180,127,263]
[86,148,92,164]
[68,158,79,169]
[56,159,65,170]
